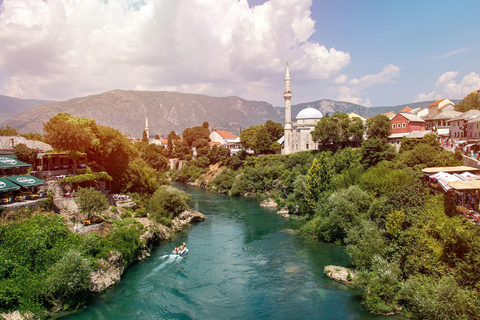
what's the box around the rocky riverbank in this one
[0,208,206,320]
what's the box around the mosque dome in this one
[295,107,323,119]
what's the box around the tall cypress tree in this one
[305,153,332,211]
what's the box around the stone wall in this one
[463,155,480,169]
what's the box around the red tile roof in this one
[428,99,445,107]
[399,107,412,113]
[215,130,238,139]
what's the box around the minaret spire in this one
[145,117,150,141]
[283,62,293,154]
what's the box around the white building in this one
[209,129,242,154]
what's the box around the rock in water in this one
[324,265,357,284]
[259,198,278,208]
[277,205,289,215]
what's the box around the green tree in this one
[20,132,43,141]
[254,126,273,154]
[305,153,333,211]
[311,115,340,147]
[240,125,260,151]
[366,115,391,141]
[44,113,98,171]
[193,138,210,157]
[142,130,149,143]
[139,143,168,171]
[264,120,284,141]
[348,117,365,141]
[455,91,480,112]
[13,143,39,164]
[74,187,109,219]
[147,185,191,221]
[182,125,210,147]
[346,219,385,269]
[167,131,179,157]
[360,138,396,168]
[45,250,92,310]
[0,125,18,136]
[173,139,192,160]
[202,121,209,129]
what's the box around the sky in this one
[0,0,479,108]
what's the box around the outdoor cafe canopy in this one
[0,156,31,169]
[0,177,21,193]
[422,166,480,175]
[5,175,45,188]
[448,180,480,191]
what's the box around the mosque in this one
[281,63,324,154]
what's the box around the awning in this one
[438,178,452,192]
[436,128,450,136]
[6,175,45,187]
[0,156,31,169]
[0,177,20,193]
[449,180,480,191]
[465,143,476,148]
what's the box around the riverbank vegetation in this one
[0,115,205,319]
[0,183,195,318]
[175,115,478,318]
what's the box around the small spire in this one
[285,62,290,80]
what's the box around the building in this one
[427,99,455,117]
[424,110,462,135]
[399,107,413,113]
[281,63,324,154]
[408,107,429,118]
[0,136,52,153]
[464,116,480,139]
[348,112,367,124]
[382,111,396,120]
[447,110,480,139]
[388,113,426,150]
[209,130,240,144]
[390,113,425,134]
[291,107,323,152]
[209,129,242,154]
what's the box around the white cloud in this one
[422,48,467,61]
[0,0,350,101]
[327,64,400,107]
[416,71,480,101]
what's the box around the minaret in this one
[145,117,149,140]
[283,62,293,154]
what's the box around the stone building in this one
[281,63,323,154]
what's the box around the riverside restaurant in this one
[423,166,480,224]
[0,155,47,204]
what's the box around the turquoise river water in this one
[60,184,393,320]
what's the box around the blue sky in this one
[305,0,480,106]
[0,0,479,107]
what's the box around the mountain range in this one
[0,90,459,137]
[0,95,52,125]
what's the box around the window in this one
[306,144,309,149]
[392,124,396,129]
[402,123,406,128]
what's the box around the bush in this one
[208,168,236,192]
[75,187,109,218]
[38,195,54,212]
[44,250,93,310]
[147,186,191,221]
[105,220,143,266]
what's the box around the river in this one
[60,184,392,320]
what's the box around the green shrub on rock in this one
[147,186,191,221]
